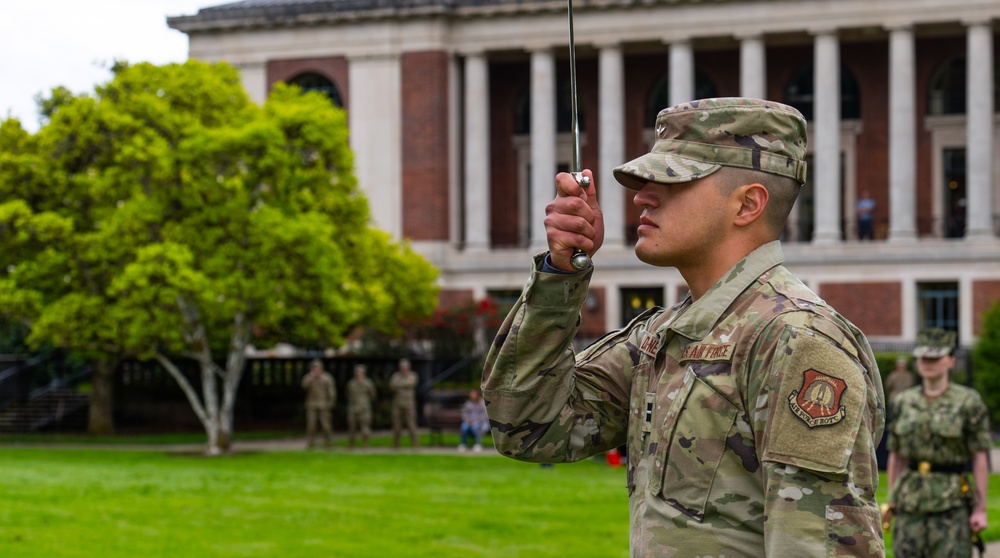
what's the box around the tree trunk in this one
[87,355,118,435]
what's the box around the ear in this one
[733,183,768,227]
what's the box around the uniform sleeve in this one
[965,390,992,454]
[481,254,636,463]
[748,313,885,557]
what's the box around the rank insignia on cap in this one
[788,369,847,428]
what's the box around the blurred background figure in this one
[458,389,488,452]
[389,358,419,448]
[346,364,377,448]
[302,359,336,450]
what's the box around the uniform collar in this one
[665,241,785,341]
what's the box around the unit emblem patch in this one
[788,369,847,428]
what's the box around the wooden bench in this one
[423,389,472,446]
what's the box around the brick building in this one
[169,0,1000,347]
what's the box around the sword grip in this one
[569,171,592,271]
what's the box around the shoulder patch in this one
[763,327,866,475]
[788,369,847,427]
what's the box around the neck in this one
[922,376,949,399]
[684,238,768,301]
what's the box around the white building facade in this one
[170,0,1000,347]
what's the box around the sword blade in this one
[567,0,582,173]
[566,0,591,271]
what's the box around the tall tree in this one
[973,300,1000,427]
[0,61,439,452]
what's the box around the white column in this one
[463,53,491,252]
[448,54,462,248]
[888,26,918,243]
[233,61,268,105]
[739,35,767,100]
[669,39,694,105]
[811,30,842,245]
[530,47,557,251]
[605,284,621,331]
[966,20,995,241]
[599,43,626,248]
[349,55,402,239]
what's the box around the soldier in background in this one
[301,359,336,449]
[483,98,886,556]
[346,364,377,448]
[884,328,990,557]
[389,358,418,448]
[885,355,917,405]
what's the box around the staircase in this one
[0,388,90,433]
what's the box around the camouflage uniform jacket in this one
[483,242,886,557]
[888,383,991,514]
[302,372,336,410]
[389,372,418,408]
[347,377,377,413]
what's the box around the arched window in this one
[783,64,860,121]
[927,56,1000,115]
[288,72,343,107]
[645,71,718,127]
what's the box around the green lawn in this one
[0,446,628,558]
[2,442,999,557]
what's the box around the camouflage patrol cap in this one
[613,97,808,190]
[354,364,367,374]
[912,328,957,358]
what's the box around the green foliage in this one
[0,60,438,356]
[0,61,439,445]
[974,301,1000,427]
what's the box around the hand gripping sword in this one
[566,0,592,271]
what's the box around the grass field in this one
[0,444,629,558]
[2,437,999,557]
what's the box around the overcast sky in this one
[1,1,219,132]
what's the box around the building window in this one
[288,72,343,107]
[928,57,966,115]
[620,287,663,326]
[927,56,1000,116]
[645,71,719,127]
[783,64,861,121]
[917,282,959,332]
[942,148,967,238]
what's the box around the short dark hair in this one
[713,167,800,238]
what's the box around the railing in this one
[0,353,89,412]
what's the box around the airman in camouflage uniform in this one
[346,364,377,448]
[885,328,990,557]
[302,359,336,449]
[884,356,916,404]
[389,358,419,448]
[483,98,887,557]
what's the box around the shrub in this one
[974,300,1000,427]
